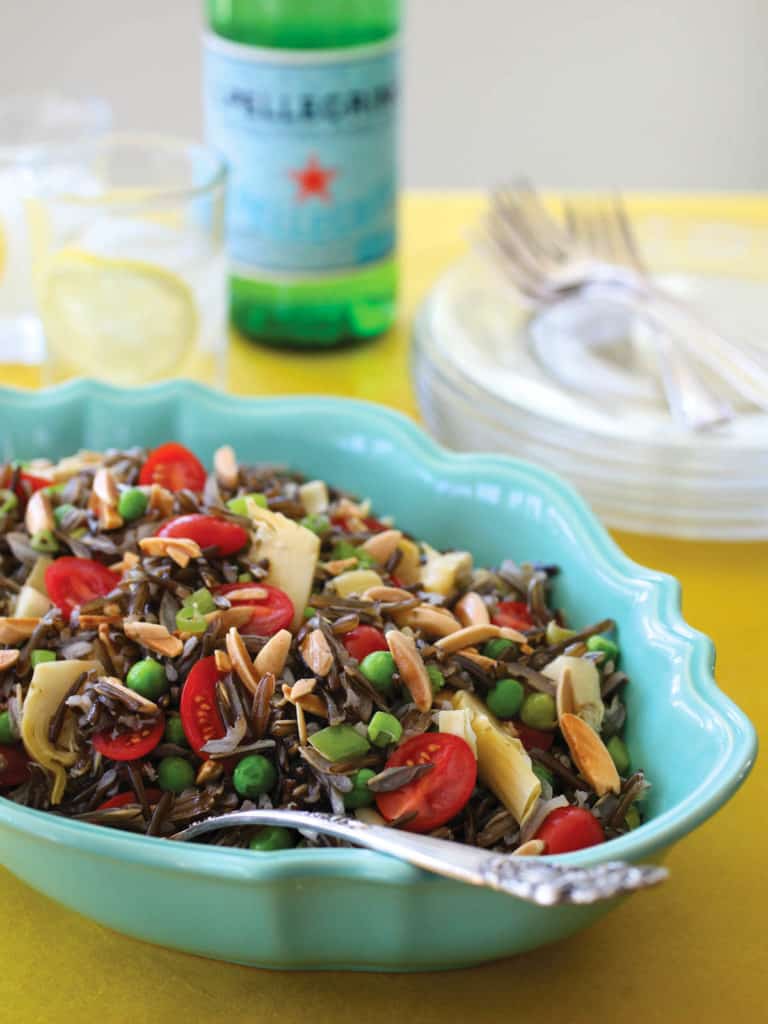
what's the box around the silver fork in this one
[172,807,668,908]
[484,185,735,430]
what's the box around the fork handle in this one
[172,808,667,907]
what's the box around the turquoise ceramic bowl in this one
[0,381,756,971]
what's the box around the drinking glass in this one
[31,135,228,387]
[0,93,111,366]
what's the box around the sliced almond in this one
[148,483,175,517]
[123,620,183,658]
[221,586,267,603]
[214,445,239,489]
[214,607,253,632]
[556,667,575,722]
[78,614,123,628]
[196,760,223,785]
[294,700,308,745]
[559,712,620,796]
[360,529,403,565]
[299,628,334,676]
[88,468,123,531]
[460,647,497,671]
[281,681,328,719]
[109,551,140,574]
[290,677,317,700]
[454,592,490,627]
[139,536,202,568]
[0,649,20,671]
[255,628,292,678]
[0,617,40,644]
[386,629,432,712]
[395,605,462,638]
[513,839,546,857]
[252,671,276,738]
[50,450,102,482]
[25,491,55,536]
[213,650,232,673]
[362,585,415,603]
[225,626,261,694]
[435,623,525,653]
[322,558,359,576]
[97,623,121,666]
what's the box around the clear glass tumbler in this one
[0,93,111,367]
[32,135,228,387]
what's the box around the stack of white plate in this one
[413,251,768,540]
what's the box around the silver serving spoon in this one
[172,809,668,907]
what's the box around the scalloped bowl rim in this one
[0,380,757,888]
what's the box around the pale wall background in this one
[1,0,765,189]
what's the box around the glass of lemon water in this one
[32,135,227,387]
[0,93,111,369]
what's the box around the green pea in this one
[164,715,188,747]
[237,572,253,583]
[343,768,376,809]
[157,756,195,794]
[300,514,331,536]
[426,664,445,693]
[624,805,641,831]
[0,711,16,745]
[520,692,557,731]
[359,651,396,693]
[53,503,77,527]
[606,735,630,775]
[0,489,19,516]
[303,606,317,620]
[482,638,515,660]
[586,635,619,661]
[183,587,216,615]
[487,678,524,719]
[176,606,208,634]
[30,650,56,668]
[125,658,168,701]
[367,711,403,748]
[309,724,370,762]
[233,754,277,797]
[532,762,553,787]
[331,541,376,569]
[226,493,267,515]
[545,620,576,645]
[30,529,59,554]
[118,487,149,521]
[249,826,295,852]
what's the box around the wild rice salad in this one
[0,443,647,855]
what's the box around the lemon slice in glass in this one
[40,249,197,385]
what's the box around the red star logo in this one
[289,155,337,203]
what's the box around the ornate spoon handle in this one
[172,809,667,907]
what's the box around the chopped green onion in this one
[30,650,56,668]
[30,529,59,554]
[183,587,216,615]
[0,489,18,517]
[176,606,208,634]
[226,493,267,515]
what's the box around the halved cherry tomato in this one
[92,716,165,762]
[0,745,30,788]
[45,557,120,622]
[534,805,605,854]
[514,722,555,752]
[331,514,387,534]
[493,600,534,631]
[180,655,226,758]
[157,514,249,556]
[97,787,162,810]
[376,733,477,834]
[342,625,388,662]
[139,442,207,492]
[216,581,293,636]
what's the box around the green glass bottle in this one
[204,1,400,348]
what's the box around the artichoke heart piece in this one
[21,659,103,804]
[452,691,541,824]
[420,545,473,597]
[437,708,478,758]
[332,568,383,598]
[543,655,605,732]
[246,503,320,631]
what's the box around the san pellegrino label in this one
[203,34,398,278]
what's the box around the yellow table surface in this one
[1,192,765,1023]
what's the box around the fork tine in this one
[506,180,571,259]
